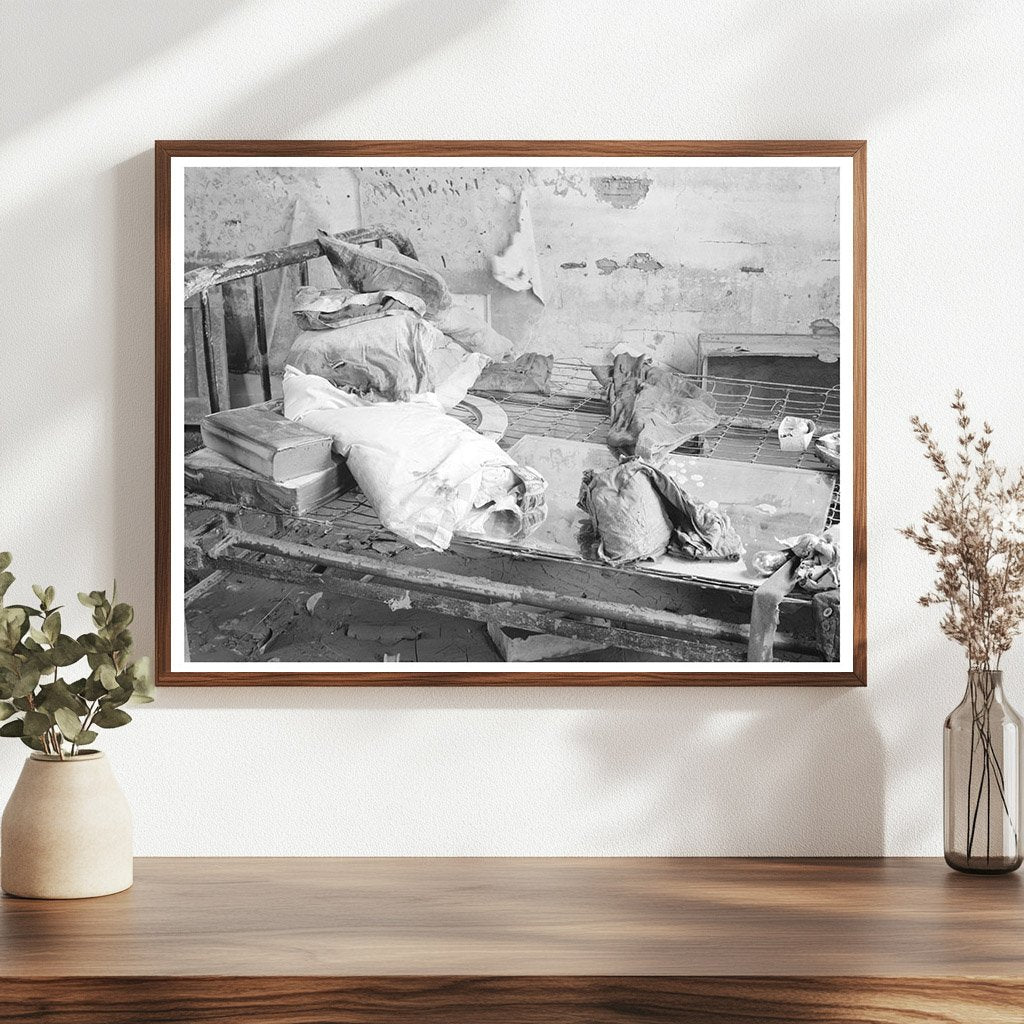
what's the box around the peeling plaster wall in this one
[184,165,837,370]
[184,166,360,262]
[358,166,840,367]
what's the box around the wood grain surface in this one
[155,140,867,687]
[2,857,1020,1023]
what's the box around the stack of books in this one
[185,402,350,514]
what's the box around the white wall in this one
[1,0,1021,856]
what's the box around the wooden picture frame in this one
[156,140,866,686]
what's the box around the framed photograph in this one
[156,141,865,685]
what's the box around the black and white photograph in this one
[163,147,862,682]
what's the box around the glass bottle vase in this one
[944,669,1023,873]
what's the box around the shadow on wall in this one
[1,1,244,139]
[192,0,504,139]
[572,687,885,856]
[146,682,885,855]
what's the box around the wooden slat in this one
[211,554,774,660]
[198,288,219,414]
[251,274,272,401]
[222,529,783,648]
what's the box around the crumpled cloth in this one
[592,353,720,458]
[578,457,744,567]
[429,304,516,361]
[292,286,426,330]
[318,230,451,315]
[474,353,553,395]
[285,311,488,409]
[283,368,546,551]
[747,526,841,662]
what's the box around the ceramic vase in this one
[1,751,133,898]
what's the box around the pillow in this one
[284,311,487,409]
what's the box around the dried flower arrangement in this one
[901,390,1024,668]
[902,390,1024,868]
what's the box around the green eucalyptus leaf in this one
[42,611,60,643]
[78,592,99,607]
[0,718,25,737]
[78,634,111,655]
[19,734,45,752]
[44,586,55,608]
[28,627,49,646]
[0,700,15,721]
[0,572,14,601]
[37,679,88,716]
[75,730,98,746]
[12,697,33,712]
[31,584,48,609]
[0,553,11,573]
[104,685,132,708]
[49,635,85,667]
[11,665,41,699]
[93,705,132,729]
[22,710,51,738]
[110,603,134,629]
[0,607,27,652]
[83,675,108,701]
[128,656,154,701]
[53,707,84,741]
[8,604,43,619]
[98,663,118,690]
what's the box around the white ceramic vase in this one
[1,751,133,899]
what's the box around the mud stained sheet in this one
[459,434,836,590]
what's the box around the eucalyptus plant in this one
[0,553,153,759]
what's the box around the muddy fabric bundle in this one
[592,354,720,458]
[292,286,426,330]
[285,311,487,409]
[474,352,553,395]
[578,457,744,567]
[318,231,518,361]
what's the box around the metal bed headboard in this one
[183,226,417,413]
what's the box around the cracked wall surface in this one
[184,164,840,371]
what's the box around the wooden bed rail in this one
[183,224,418,299]
[215,528,817,661]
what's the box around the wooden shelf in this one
[2,857,1022,1022]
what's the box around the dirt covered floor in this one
[183,512,818,665]
[185,569,689,665]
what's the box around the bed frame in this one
[182,235,840,666]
